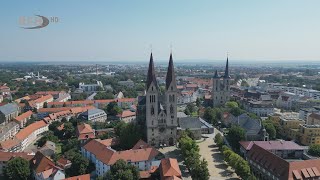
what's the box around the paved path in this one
[198,132,239,180]
[159,129,239,180]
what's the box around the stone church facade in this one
[137,53,178,147]
[212,58,231,107]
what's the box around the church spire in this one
[213,70,219,78]
[165,52,176,90]
[224,56,230,78]
[146,53,158,89]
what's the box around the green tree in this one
[4,157,31,180]
[43,102,48,108]
[196,98,201,107]
[227,125,245,150]
[66,152,90,176]
[36,131,59,147]
[308,144,320,157]
[104,159,139,180]
[191,158,210,180]
[225,101,238,109]
[214,133,224,148]
[63,122,75,139]
[118,123,142,149]
[235,159,251,179]
[263,123,276,140]
[106,102,123,116]
[185,103,196,115]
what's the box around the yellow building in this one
[279,116,304,140]
[298,124,320,145]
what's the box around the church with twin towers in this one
[137,52,230,147]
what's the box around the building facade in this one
[137,53,178,147]
[212,58,231,107]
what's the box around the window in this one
[151,106,154,115]
[170,105,174,114]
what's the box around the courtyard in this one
[159,130,239,180]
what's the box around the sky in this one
[0,0,320,62]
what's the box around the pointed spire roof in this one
[146,53,158,90]
[224,56,230,78]
[213,70,219,78]
[165,53,176,90]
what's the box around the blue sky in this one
[0,0,320,62]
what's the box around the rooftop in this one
[240,140,306,151]
[0,103,19,115]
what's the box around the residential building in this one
[212,57,231,107]
[247,144,320,180]
[116,110,136,123]
[307,113,320,125]
[76,123,95,143]
[57,157,72,170]
[0,121,19,142]
[0,85,10,96]
[159,158,182,180]
[243,100,276,117]
[299,107,320,121]
[35,91,71,102]
[81,139,161,177]
[79,81,103,92]
[0,120,49,152]
[298,124,320,145]
[279,115,305,140]
[14,110,33,128]
[136,53,178,147]
[0,103,20,125]
[0,151,33,174]
[239,140,307,159]
[28,95,54,109]
[79,108,107,122]
[30,152,65,180]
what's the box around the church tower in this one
[144,52,178,147]
[164,53,178,146]
[212,57,231,107]
[145,53,159,146]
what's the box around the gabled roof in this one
[132,139,151,149]
[239,140,305,151]
[0,151,33,162]
[82,139,160,165]
[309,113,320,120]
[160,158,182,178]
[16,120,48,140]
[117,110,135,118]
[15,110,33,122]
[31,151,60,174]
[63,174,90,180]
[77,123,95,140]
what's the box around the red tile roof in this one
[77,123,95,140]
[0,151,33,162]
[132,139,151,149]
[117,110,136,118]
[14,111,33,122]
[82,139,159,165]
[240,141,305,151]
[63,174,90,180]
[160,158,182,179]
[36,91,65,95]
[247,144,320,180]
[31,152,60,174]
[16,120,48,140]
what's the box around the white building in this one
[81,139,161,177]
[79,81,104,92]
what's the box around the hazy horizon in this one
[1,0,320,62]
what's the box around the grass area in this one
[191,112,198,117]
[56,143,62,154]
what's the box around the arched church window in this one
[170,105,174,114]
[171,86,173,90]
[151,106,154,115]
